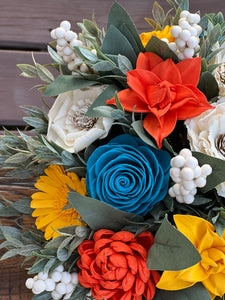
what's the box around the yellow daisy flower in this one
[31,165,87,240]
[140,25,175,47]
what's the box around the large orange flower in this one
[78,229,160,300]
[107,53,214,148]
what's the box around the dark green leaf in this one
[155,283,211,300]
[145,36,178,63]
[191,195,213,206]
[107,1,144,51]
[119,23,140,56]
[67,191,143,231]
[192,151,225,193]
[101,25,137,67]
[86,84,119,117]
[44,75,99,97]
[197,71,219,100]
[212,211,225,237]
[147,216,201,271]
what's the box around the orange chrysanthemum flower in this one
[107,52,214,148]
[140,25,175,47]
[31,165,87,240]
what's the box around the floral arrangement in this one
[1,0,225,299]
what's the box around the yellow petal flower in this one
[31,165,87,240]
[157,215,225,299]
[140,25,175,47]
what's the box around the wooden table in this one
[0,0,225,298]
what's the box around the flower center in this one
[215,134,225,157]
[72,104,97,130]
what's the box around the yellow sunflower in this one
[140,25,175,47]
[31,165,87,240]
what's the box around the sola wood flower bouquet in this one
[1,0,225,299]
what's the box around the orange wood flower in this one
[107,53,214,148]
[77,229,160,300]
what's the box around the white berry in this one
[50,29,57,40]
[180,29,191,41]
[195,176,207,188]
[194,24,202,35]
[56,282,67,295]
[168,42,177,52]
[55,27,66,39]
[193,166,202,178]
[169,187,176,198]
[66,283,75,294]
[183,47,195,58]
[184,157,198,169]
[171,26,182,38]
[187,36,199,49]
[71,273,79,285]
[183,194,195,204]
[38,272,48,281]
[180,148,192,159]
[61,272,72,284]
[182,180,195,191]
[45,278,56,292]
[57,38,67,47]
[180,186,190,196]
[161,38,169,44]
[176,38,186,48]
[33,280,46,294]
[176,195,184,203]
[180,167,194,180]
[63,46,73,56]
[25,278,34,289]
[51,290,62,300]
[180,10,190,18]
[188,27,198,36]
[171,155,185,168]
[170,167,180,179]
[179,20,190,29]
[60,20,71,31]
[65,30,77,41]
[201,164,212,176]
[51,271,62,283]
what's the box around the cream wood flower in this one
[211,42,225,96]
[185,98,225,197]
[47,86,113,153]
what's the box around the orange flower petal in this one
[92,284,117,299]
[106,88,149,113]
[143,110,177,148]
[126,254,138,274]
[144,278,157,300]
[151,58,182,84]
[128,242,147,260]
[122,270,135,291]
[136,52,163,70]
[135,275,145,295]
[116,267,128,280]
[109,253,128,268]
[176,57,202,86]
[94,238,112,253]
[111,231,134,242]
[135,232,154,252]
[137,255,150,283]
[110,241,134,255]
[93,229,114,241]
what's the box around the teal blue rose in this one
[86,134,171,216]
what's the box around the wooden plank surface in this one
[0,1,225,299]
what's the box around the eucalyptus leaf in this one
[45,236,66,249]
[44,75,99,97]
[92,61,116,72]
[74,46,98,62]
[155,283,211,300]
[43,258,57,274]
[118,54,133,74]
[17,64,38,78]
[208,24,221,47]
[145,36,178,63]
[131,120,157,148]
[86,84,119,117]
[35,63,54,83]
[0,249,17,260]
[61,151,77,166]
[67,191,143,231]
[32,291,52,300]
[192,151,225,193]
[147,216,201,271]
[101,25,137,67]
[0,226,22,239]
[107,1,144,51]
[28,259,48,274]
[47,45,64,64]
[57,248,69,261]
[5,152,31,164]
[93,105,115,118]
[197,71,219,100]
[21,105,46,117]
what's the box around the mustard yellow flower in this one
[31,165,87,240]
[140,25,175,47]
[157,215,225,299]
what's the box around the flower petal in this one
[176,57,202,86]
[136,52,164,70]
[106,88,149,112]
[202,273,225,298]
[135,231,154,252]
[151,58,182,84]
[143,110,177,148]
[156,270,195,290]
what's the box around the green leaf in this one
[74,46,98,62]
[114,92,124,111]
[23,116,47,129]
[155,283,211,300]
[93,105,115,118]
[35,63,55,83]
[172,7,182,25]
[118,54,133,74]
[197,71,219,100]
[0,226,22,239]
[44,75,99,97]
[92,61,116,72]
[107,1,144,51]
[83,19,99,37]
[0,207,18,217]
[61,151,77,166]
[131,120,157,148]
[192,151,225,193]
[212,210,225,237]
[208,24,222,46]
[47,45,64,64]
[145,36,178,63]
[152,2,166,26]
[119,23,141,56]
[28,259,47,274]
[147,216,201,271]
[86,84,119,117]
[17,64,38,78]
[5,152,31,164]
[101,25,137,67]
[57,248,69,261]
[67,191,143,231]
[32,291,52,300]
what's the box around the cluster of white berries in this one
[25,265,79,300]
[169,148,212,204]
[167,11,202,60]
[50,20,91,72]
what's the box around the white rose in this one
[47,86,113,153]
[185,98,225,197]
